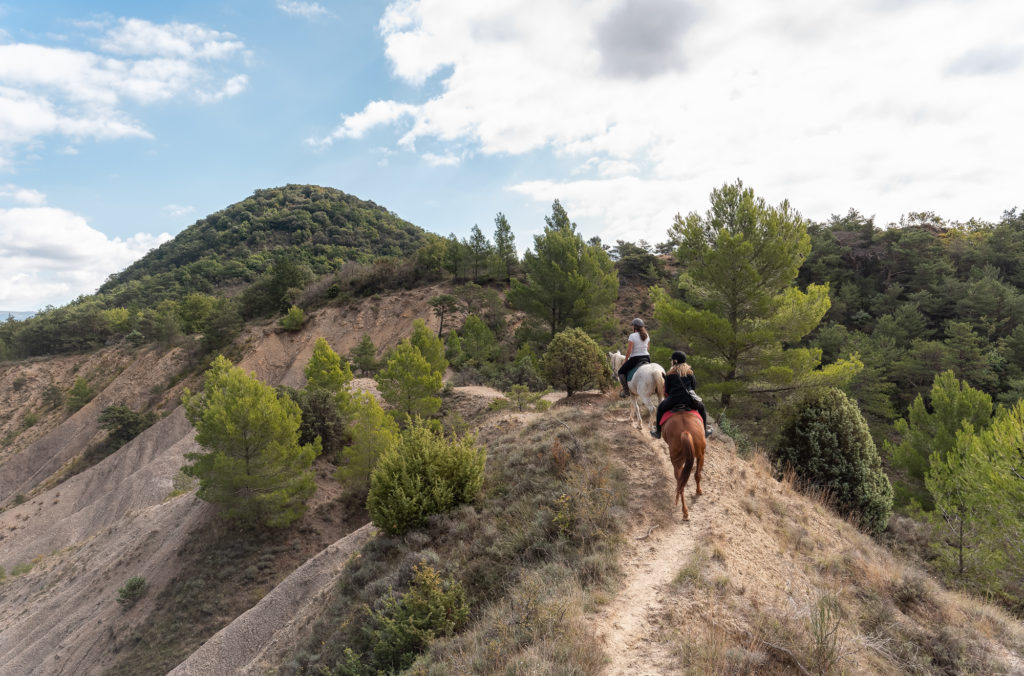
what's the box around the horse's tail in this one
[674,430,696,506]
[655,368,666,400]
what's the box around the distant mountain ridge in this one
[1,311,34,321]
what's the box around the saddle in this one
[660,409,702,427]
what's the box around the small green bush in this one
[21,412,38,429]
[125,329,146,346]
[279,305,306,331]
[367,419,485,535]
[12,376,27,391]
[370,564,469,672]
[505,384,551,411]
[11,562,32,576]
[117,575,149,608]
[542,328,606,396]
[66,377,94,412]
[774,388,893,535]
[42,384,63,409]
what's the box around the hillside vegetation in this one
[1,181,1023,674]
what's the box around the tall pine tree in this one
[653,180,859,414]
[182,355,319,528]
[508,200,618,340]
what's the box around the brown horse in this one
[662,409,706,520]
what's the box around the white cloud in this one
[309,100,418,147]
[422,151,460,166]
[162,203,194,216]
[0,206,171,309]
[0,184,47,206]
[99,18,245,60]
[277,1,333,19]
[196,74,249,103]
[328,0,1024,240]
[163,204,195,217]
[0,18,247,162]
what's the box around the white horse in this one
[608,351,665,433]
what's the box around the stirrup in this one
[651,429,661,439]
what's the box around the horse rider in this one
[618,318,651,398]
[652,350,713,440]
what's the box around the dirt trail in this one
[589,408,731,676]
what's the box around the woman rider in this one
[652,350,713,440]
[618,318,651,398]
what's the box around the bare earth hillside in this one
[0,288,454,675]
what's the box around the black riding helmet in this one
[671,350,687,364]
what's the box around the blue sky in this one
[1,0,1022,310]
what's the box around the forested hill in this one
[98,184,432,307]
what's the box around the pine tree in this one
[888,370,993,509]
[335,391,400,490]
[429,294,461,337]
[349,334,379,376]
[182,355,319,528]
[493,212,518,285]
[467,225,492,281]
[375,341,443,424]
[460,314,498,365]
[508,200,618,340]
[409,319,448,377]
[654,180,860,411]
[305,337,353,393]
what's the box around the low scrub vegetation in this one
[117,576,148,608]
[284,411,627,674]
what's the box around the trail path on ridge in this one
[589,407,736,676]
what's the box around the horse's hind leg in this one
[678,456,694,519]
[694,447,704,496]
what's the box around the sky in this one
[0,0,1022,311]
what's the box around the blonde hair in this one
[668,362,692,377]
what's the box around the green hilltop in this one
[99,184,433,308]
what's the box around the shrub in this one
[774,388,893,535]
[367,419,485,535]
[541,327,606,396]
[21,412,38,428]
[117,575,149,608]
[12,376,27,391]
[505,384,551,412]
[125,329,146,346]
[42,384,63,409]
[11,562,32,576]
[66,377,94,412]
[279,305,306,331]
[370,564,469,672]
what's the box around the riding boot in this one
[618,373,629,397]
[651,427,661,439]
[698,405,713,438]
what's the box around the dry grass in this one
[283,410,628,675]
